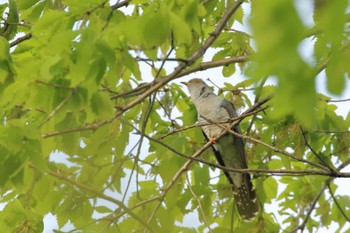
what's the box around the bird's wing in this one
[203,98,258,220]
[219,99,249,169]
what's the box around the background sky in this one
[0,0,349,232]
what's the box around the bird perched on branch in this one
[181,78,258,221]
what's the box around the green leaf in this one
[0,37,13,84]
[170,12,192,46]
[263,177,278,203]
[222,64,235,77]
[0,0,19,40]
[95,206,113,214]
[63,0,101,15]
[17,0,37,10]
[90,92,115,119]
[32,10,67,39]
[141,3,171,47]
[326,50,347,94]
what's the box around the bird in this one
[181,78,258,221]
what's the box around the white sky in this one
[0,0,349,232]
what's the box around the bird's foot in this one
[209,137,216,143]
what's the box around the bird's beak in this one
[181,81,188,86]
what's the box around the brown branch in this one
[204,116,330,171]
[288,158,350,233]
[135,56,189,64]
[111,0,132,10]
[327,183,350,223]
[300,126,335,173]
[177,55,248,78]
[158,106,268,140]
[28,163,156,233]
[288,180,329,233]
[115,0,245,117]
[110,83,152,99]
[112,158,350,225]
[314,130,350,134]
[111,55,248,100]
[322,97,350,103]
[42,119,111,138]
[10,33,32,47]
[246,76,268,135]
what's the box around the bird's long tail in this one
[232,173,258,221]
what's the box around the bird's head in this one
[181,78,213,98]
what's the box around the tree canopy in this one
[0,0,349,232]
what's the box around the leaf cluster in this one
[0,0,349,233]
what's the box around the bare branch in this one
[111,55,248,100]
[158,106,268,140]
[177,55,248,78]
[115,0,245,116]
[300,126,336,173]
[204,116,330,171]
[111,0,131,10]
[327,183,350,223]
[288,180,328,233]
[10,33,32,47]
[135,56,189,64]
[288,158,350,233]
[186,173,213,233]
[321,97,350,103]
[42,119,112,138]
[314,130,350,134]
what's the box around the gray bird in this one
[182,78,258,220]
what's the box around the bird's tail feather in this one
[232,174,258,221]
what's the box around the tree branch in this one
[158,106,267,140]
[111,55,248,100]
[288,158,350,233]
[38,86,78,127]
[110,0,131,10]
[186,172,213,233]
[300,126,336,173]
[115,0,245,116]
[28,163,156,233]
[204,116,330,171]
[327,183,350,223]
[177,55,248,78]
[10,33,32,47]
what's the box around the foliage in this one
[0,0,349,232]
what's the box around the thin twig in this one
[38,87,78,127]
[314,130,350,134]
[158,106,267,140]
[10,33,32,47]
[111,0,131,10]
[42,119,111,138]
[177,55,248,78]
[327,183,350,223]
[28,163,156,233]
[300,126,335,173]
[246,76,268,135]
[135,56,189,63]
[205,116,330,171]
[111,55,248,100]
[186,172,213,233]
[115,0,245,116]
[288,180,329,233]
[288,158,350,233]
[321,97,350,103]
